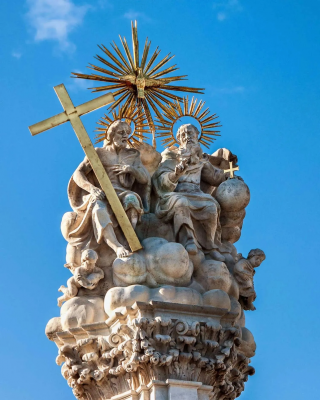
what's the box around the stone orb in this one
[216,179,250,212]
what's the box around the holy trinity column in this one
[30,21,265,400]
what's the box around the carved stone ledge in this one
[50,301,254,400]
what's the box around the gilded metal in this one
[29,92,114,136]
[155,96,221,149]
[72,20,204,146]
[95,104,151,148]
[224,161,240,178]
[29,84,142,252]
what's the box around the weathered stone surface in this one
[60,296,107,330]
[113,237,193,288]
[50,302,255,400]
[104,285,203,315]
[45,120,265,399]
[45,317,62,341]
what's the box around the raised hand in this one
[174,157,189,178]
[110,164,133,176]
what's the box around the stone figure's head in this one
[177,123,199,147]
[248,249,266,268]
[81,249,98,269]
[177,124,202,164]
[104,120,131,149]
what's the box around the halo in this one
[155,97,221,149]
[95,105,151,147]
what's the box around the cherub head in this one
[81,249,98,271]
[248,249,266,268]
[105,120,131,149]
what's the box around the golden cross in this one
[224,161,239,178]
[29,84,143,252]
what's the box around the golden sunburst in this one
[95,105,151,148]
[72,20,204,146]
[155,97,221,149]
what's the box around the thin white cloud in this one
[123,10,151,22]
[26,0,90,52]
[12,51,22,59]
[213,0,243,21]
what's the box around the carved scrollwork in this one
[56,316,254,400]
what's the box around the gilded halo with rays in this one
[155,97,222,149]
[95,105,151,148]
[72,20,204,145]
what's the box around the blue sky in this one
[1,1,320,399]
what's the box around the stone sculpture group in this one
[45,120,265,400]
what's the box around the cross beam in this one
[224,161,239,178]
[29,84,143,252]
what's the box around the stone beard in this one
[153,123,227,261]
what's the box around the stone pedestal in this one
[49,301,254,400]
[108,380,213,400]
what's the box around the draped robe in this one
[152,148,226,252]
[65,146,150,250]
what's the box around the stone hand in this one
[90,187,105,200]
[174,157,189,177]
[75,273,82,281]
[110,164,133,176]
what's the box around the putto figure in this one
[58,249,104,307]
[63,121,150,259]
[153,123,228,261]
[234,248,266,310]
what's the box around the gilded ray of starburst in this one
[72,20,204,146]
[95,105,151,148]
[155,97,221,149]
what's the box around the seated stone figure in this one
[233,249,266,310]
[152,124,227,261]
[62,120,150,260]
[58,249,104,307]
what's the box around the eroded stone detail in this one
[45,121,265,400]
[52,304,254,400]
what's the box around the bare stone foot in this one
[57,297,64,307]
[116,246,131,258]
[186,243,198,255]
[209,250,225,262]
[58,285,66,293]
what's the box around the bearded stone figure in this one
[152,123,227,261]
[61,120,150,260]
